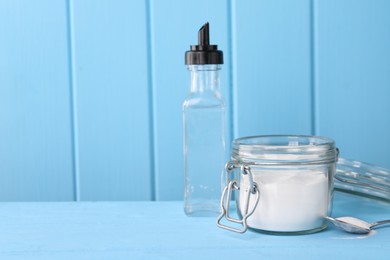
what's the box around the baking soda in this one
[337,217,371,230]
[238,168,330,232]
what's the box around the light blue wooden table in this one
[0,191,389,259]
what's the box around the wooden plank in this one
[0,194,390,258]
[71,0,152,200]
[232,0,313,137]
[315,0,390,168]
[150,0,231,200]
[0,0,75,201]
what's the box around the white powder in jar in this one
[238,168,330,232]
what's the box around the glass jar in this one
[335,158,390,202]
[217,135,339,234]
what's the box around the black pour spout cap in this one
[185,22,223,65]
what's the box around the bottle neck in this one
[188,65,221,93]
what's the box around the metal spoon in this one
[325,216,390,234]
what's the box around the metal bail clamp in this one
[216,162,260,233]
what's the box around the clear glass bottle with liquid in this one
[183,23,226,216]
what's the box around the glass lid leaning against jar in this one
[217,135,339,234]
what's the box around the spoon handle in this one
[370,219,390,228]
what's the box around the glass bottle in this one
[183,23,225,216]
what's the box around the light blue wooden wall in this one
[0,0,389,201]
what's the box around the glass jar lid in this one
[231,135,338,165]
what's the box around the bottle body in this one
[183,65,226,217]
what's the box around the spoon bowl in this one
[325,216,390,234]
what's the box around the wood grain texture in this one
[0,193,389,258]
[0,0,75,201]
[315,0,390,168]
[70,0,153,200]
[0,0,389,201]
[232,0,313,138]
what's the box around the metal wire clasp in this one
[216,161,260,233]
